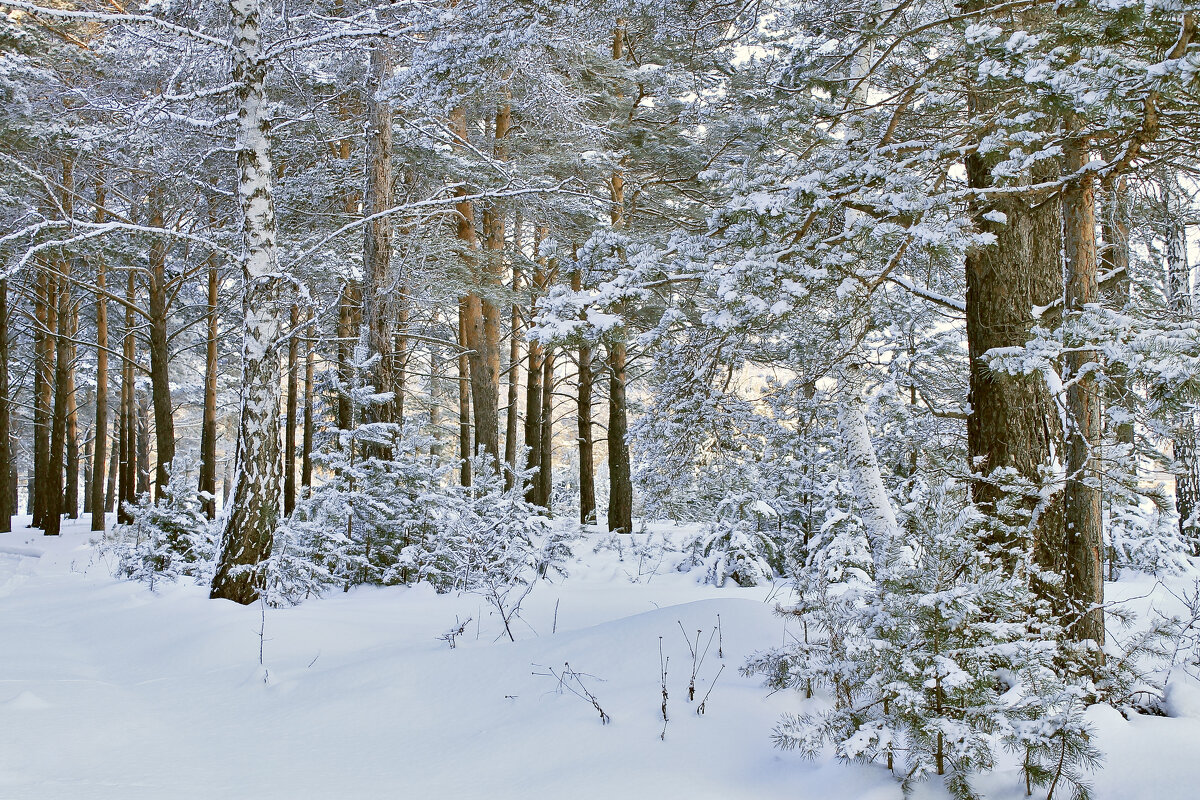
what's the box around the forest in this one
[2,0,1200,798]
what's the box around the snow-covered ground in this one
[1,516,1198,799]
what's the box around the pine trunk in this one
[32,267,54,530]
[90,198,109,531]
[0,279,10,532]
[63,301,79,519]
[458,302,472,487]
[1061,128,1104,647]
[301,313,315,492]
[117,269,136,524]
[147,186,175,498]
[198,250,219,519]
[362,41,395,435]
[964,136,1064,584]
[573,266,597,525]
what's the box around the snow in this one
[2,517,1199,799]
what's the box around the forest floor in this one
[2,516,1199,800]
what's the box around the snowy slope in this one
[2,517,1198,800]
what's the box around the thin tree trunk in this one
[146,185,175,499]
[105,425,118,513]
[46,261,72,536]
[91,183,109,531]
[538,344,555,509]
[606,339,633,533]
[211,0,289,604]
[1100,174,1133,447]
[524,255,545,504]
[32,267,54,529]
[337,284,356,432]
[284,304,299,515]
[301,313,315,492]
[136,391,150,496]
[117,269,136,524]
[503,216,523,489]
[82,426,92,515]
[63,300,79,519]
[458,302,472,487]
[573,264,597,525]
[0,278,10,532]
[1061,126,1104,648]
[198,249,219,519]
[1166,198,1199,555]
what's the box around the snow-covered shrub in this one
[747,480,1102,800]
[1103,442,1191,576]
[691,491,777,586]
[97,458,216,590]
[804,475,874,585]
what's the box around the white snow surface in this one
[2,517,1199,800]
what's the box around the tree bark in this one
[63,300,79,519]
[211,0,288,604]
[0,279,10,532]
[1166,203,1199,555]
[524,253,546,505]
[46,260,72,536]
[538,343,555,510]
[90,182,109,532]
[146,185,175,499]
[117,269,136,524]
[32,267,54,530]
[1099,174,1133,447]
[964,140,1064,583]
[198,249,220,519]
[1061,127,1104,646]
[136,391,150,496]
[503,217,523,490]
[362,40,395,436]
[606,339,633,533]
[458,302,472,487]
[451,107,501,470]
[301,313,315,492]
[284,304,299,515]
[574,263,597,525]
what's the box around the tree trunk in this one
[458,302,473,487]
[301,313,315,492]
[146,185,175,499]
[451,107,501,471]
[503,219,523,490]
[63,300,79,519]
[136,391,150,496]
[573,264,597,524]
[524,265,545,504]
[198,249,219,519]
[1061,127,1104,647]
[117,269,136,524]
[362,41,395,436]
[538,344,555,510]
[0,279,10,532]
[32,267,54,530]
[964,140,1064,585]
[1166,205,1199,555]
[91,187,109,531]
[284,304,299,515]
[606,339,633,533]
[105,443,118,513]
[1099,175,1133,447]
[46,263,72,536]
[82,426,92,516]
[211,0,288,604]
[336,284,357,433]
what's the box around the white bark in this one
[837,373,902,575]
[210,0,287,604]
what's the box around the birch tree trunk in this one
[117,269,136,524]
[211,0,288,604]
[301,313,315,492]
